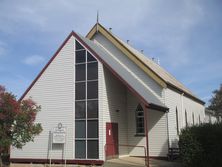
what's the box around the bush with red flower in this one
[0,85,42,166]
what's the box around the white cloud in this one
[23,55,45,66]
[118,0,205,68]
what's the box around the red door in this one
[106,122,118,158]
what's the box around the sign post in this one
[49,123,67,167]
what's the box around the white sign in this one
[52,125,66,144]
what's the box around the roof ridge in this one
[112,30,199,98]
[86,23,205,105]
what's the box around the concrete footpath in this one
[104,157,181,167]
[9,157,181,167]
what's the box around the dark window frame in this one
[75,40,99,159]
[185,110,188,127]
[135,104,145,136]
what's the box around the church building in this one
[10,23,205,165]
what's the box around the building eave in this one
[167,83,205,105]
[86,23,205,106]
[19,29,168,112]
[86,23,167,88]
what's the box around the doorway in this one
[106,122,119,159]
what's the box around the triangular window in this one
[75,40,85,50]
[87,52,97,62]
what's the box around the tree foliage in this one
[0,85,42,155]
[208,84,222,115]
[179,123,222,167]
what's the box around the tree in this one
[208,84,222,116]
[0,85,42,166]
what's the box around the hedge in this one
[179,123,222,167]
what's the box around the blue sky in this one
[0,0,221,105]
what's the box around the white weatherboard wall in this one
[164,88,181,147]
[204,113,217,124]
[98,60,104,160]
[101,65,129,157]
[183,95,205,126]
[11,36,75,159]
[127,91,168,157]
[92,32,168,157]
[165,88,205,147]
[100,65,168,158]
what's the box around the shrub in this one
[179,123,222,167]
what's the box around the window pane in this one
[87,120,98,138]
[75,40,84,50]
[87,140,98,159]
[137,111,144,117]
[76,64,86,81]
[137,127,144,134]
[137,121,144,128]
[87,52,96,62]
[75,140,86,158]
[87,62,98,80]
[136,104,144,134]
[75,101,86,119]
[76,50,86,63]
[75,120,86,138]
[87,100,98,118]
[87,81,98,99]
[75,82,85,100]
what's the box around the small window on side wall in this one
[185,110,188,127]
[176,107,179,135]
[135,104,145,135]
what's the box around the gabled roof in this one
[20,31,168,111]
[76,33,167,110]
[86,23,205,105]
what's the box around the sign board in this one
[52,123,66,144]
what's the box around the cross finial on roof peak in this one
[97,10,99,24]
[96,10,99,32]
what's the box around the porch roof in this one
[75,32,167,111]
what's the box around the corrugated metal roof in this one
[114,34,196,96]
[86,24,204,104]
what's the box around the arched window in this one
[185,110,188,127]
[176,107,179,135]
[135,104,145,135]
[192,113,195,125]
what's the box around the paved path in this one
[10,157,181,167]
[104,157,181,167]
